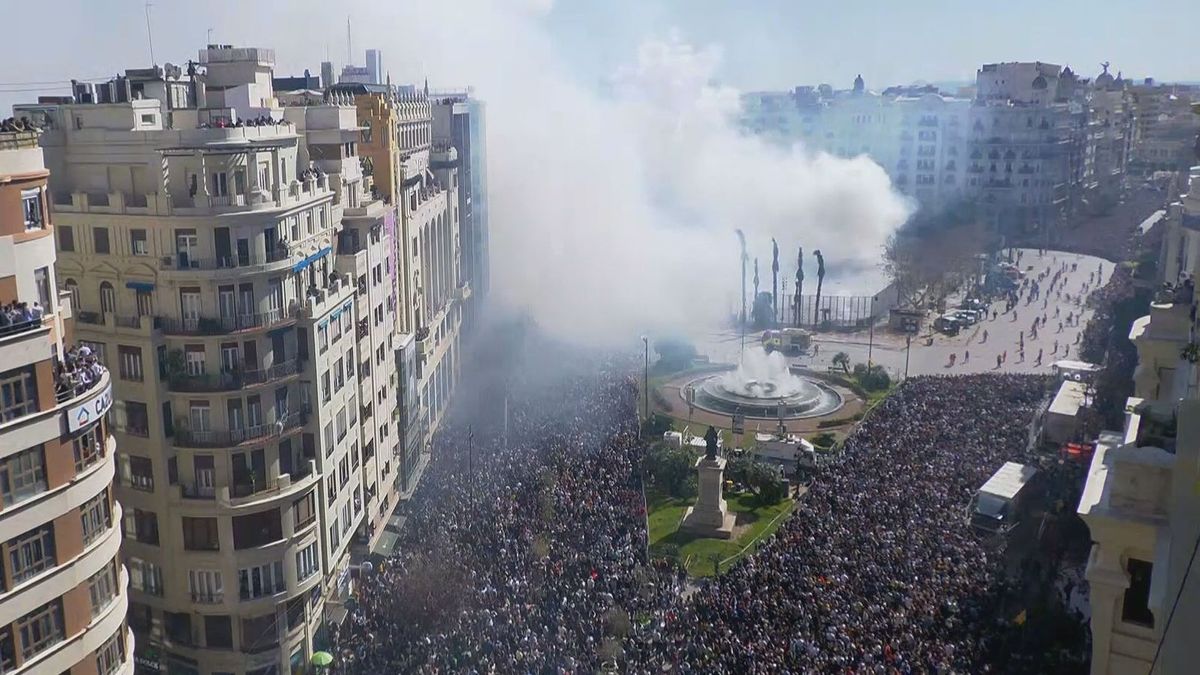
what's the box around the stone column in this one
[681,456,736,539]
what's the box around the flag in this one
[1013,609,1027,625]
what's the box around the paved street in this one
[692,248,1112,379]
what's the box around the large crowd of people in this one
[338,324,1085,673]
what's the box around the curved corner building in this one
[0,129,132,673]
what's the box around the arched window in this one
[99,281,115,314]
[64,279,80,311]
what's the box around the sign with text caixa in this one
[66,382,113,433]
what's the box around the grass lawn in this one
[647,489,794,577]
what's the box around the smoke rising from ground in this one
[260,1,913,345]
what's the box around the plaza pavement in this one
[691,248,1113,380]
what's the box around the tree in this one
[852,363,892,391]
[653,338,697,372]
[882,199,989,309]
[643,444,697,498]
[832,351,851,373]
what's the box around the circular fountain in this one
[685,347,843,419]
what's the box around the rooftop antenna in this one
[207,28,213,46]
[144,2,156,66]
[347,17,352,65]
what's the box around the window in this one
[341,502,351,534]
[80,490,111,545]
[336,407,347,441]
[238,561,285,600]
[0,368,37,421]
[241,613,279,653]
[287,596,307,631]
[323,422,334,453]
[21,188,43,230]
[293,492,316,529]
[182,517,219,551]
[124,508,159,545]
[1123,558,1155,627]
[165,612,191,646]
[124,455,154,491]
[211,172,228,196]
[334,358,344,391]
[205,615,233,649]
[124,401,150,436]
[321,372,331,403]
[33,266,51,308]
[326,474,336,500]
[118,345,143,381]
[8,524,55,584]
[188,569,224,604]
[339,455,349,488]
[329,523,340,552]
[130,228,148,255]
[58,224,75,251]
[136,290,153,316]
[0,445,47,506]
[88,561,119,617]
[318,323,329,353]
[93,226,110,254]
[99,281,116,314]
[16,600,63,660]
[296,541,319,582]
[96,629,124,675]
[232,510,282,549]
[185,345,206,376]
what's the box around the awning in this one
[372,530,400,558]
[292,246,332,273]
[125,281,155,291]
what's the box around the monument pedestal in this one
[680,455,736,539]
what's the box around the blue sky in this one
[2,0,1198,116]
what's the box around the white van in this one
[969,462,1039,534]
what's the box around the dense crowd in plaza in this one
[337,325,1083,673]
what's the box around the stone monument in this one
[680,426,736,539]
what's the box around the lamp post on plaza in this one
[904,333,913,379]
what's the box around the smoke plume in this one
[222,0,914,345]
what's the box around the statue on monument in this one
[703,426,719,461]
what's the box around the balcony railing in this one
[158,307,299,336]
[190,591,223,604]
[173,405,310,448]
[181,481,216,500]
[167,360,300,392]
[161,248,290,272]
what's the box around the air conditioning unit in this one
[160,257,174,269]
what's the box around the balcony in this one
[159,247,291,274]
[158,307,300,336]
[177,460,317,509]
[167,360,300,393]
[172,405,310,449]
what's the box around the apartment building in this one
[339,81,462,484]
[0,127,131,674]
[16,45,397,675]
[432,91,489,332]
[1128,80,1200,179]
[1079,162,1200,675]
[742,80,974,216]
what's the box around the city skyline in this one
[2,0,1200,117]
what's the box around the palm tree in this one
[812,249,826,327]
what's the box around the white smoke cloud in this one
[208,0,913,346]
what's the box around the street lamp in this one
[904,333,913,379]
[641,336,650,426]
